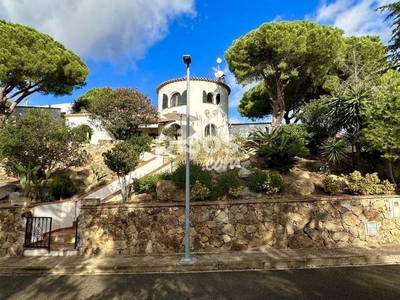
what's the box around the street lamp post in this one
[181,55,196,263]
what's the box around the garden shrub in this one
[344,171,395,195]
[191,180,211,200]
[247,170,284,194]
[162,125,180,140]
[297,97,335,156]
[0,109,89,178]
[170,162,212,190]
[72,124,93,143]
[228,186,244,198]
[94,179,108,188]
[209,171,242,200]
[128,134,152,154]
[49,174,76,200]
[322,175,345,195]
[132,173,163,197]
[216,171,241,193]
[305,160,330,173]
[250,125,309,173]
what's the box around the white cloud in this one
[312,0,393,43]
[0,0,195,66]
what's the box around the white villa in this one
[30,76,270,144]
[156,76,231,141]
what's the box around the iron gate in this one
[24,217,52,250]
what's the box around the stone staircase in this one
[24,226,78,257]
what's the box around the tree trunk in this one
[388,159,396,184]
[0,114,6,129]
[355,143,361,172]
[263,78,286,128]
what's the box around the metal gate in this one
[24,217,52,250]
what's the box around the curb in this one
[0,255,399,275]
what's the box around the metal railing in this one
[24,217,52,250]
[74,217,79,249]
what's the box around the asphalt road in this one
[0,265,399,300]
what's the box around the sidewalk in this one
[0,244,400,275]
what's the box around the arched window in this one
[207,93,213,104]
[216,94,221,105]
[202,91,214,104]
[170,93,181,107]
[205,124,217,136]
[162,94,168,109]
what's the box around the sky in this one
[0,0,394,123]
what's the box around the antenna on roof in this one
[213,58,225,79]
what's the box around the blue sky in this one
[0,0,393,123]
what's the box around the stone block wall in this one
[0,207,33,256]
[78,196,400,255]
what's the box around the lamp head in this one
[183,55,191,66]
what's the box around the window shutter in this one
[181,90,187,105]
[203,91,207,103]
[162,94,168,109]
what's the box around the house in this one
[156,76,231,141]
[28,76,270,144]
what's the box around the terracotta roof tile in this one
[156,77,231,95]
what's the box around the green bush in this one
[322,175,345,195]
[344,171,395,195]
[228,186,244,198]
[250,125,309,173]
[72,124,93,143]
[247,170,284,194]
[95,179,108,188]
[49,175,76,200]
[132,173,162,197]
[209,171,242,200]
[170,162,212,190]
[297,98,336,156]
[128,134,153,154]
[162,125,180,140]
[0,109,89,177]
[191,180,211,200]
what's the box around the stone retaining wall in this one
[78,196,400,255]
[0,207,33,256]
[1,196,399,257]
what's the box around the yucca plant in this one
[320,137,348,165]
[250,125,309,173]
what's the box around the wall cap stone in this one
[78,194,400,210]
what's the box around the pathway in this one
[83,152,170,201]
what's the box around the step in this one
[24,248,78,257]
[50,242,76,251]
[45,228,76,243]
[24,226,78,256]
[50,233,76,244]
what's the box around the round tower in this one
[156,77,231,141]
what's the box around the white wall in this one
[33,201,79,231]
[157,78,230,141]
